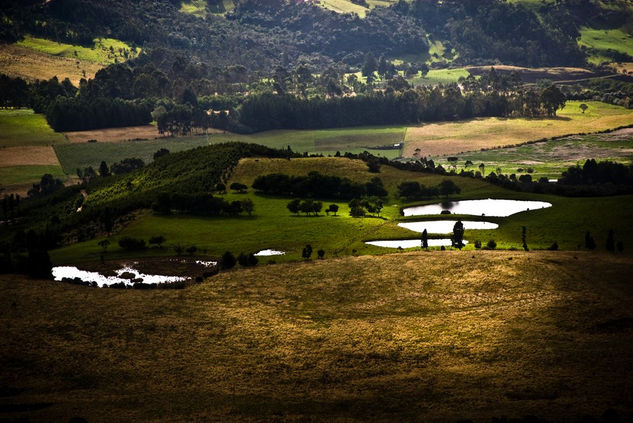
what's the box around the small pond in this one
[366,239,468,249]
[402,199,552,217]
[398,220,498,234]
[255,249,286,256]
[52,265,188,287]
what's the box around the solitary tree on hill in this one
[579,103,588,114]
[421,229,428,249]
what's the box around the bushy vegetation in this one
[253,172,387,200]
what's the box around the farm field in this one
[0,109,67,192]
[64,125,163,143]
[0,109,66,148]
[1,36,139,85]
[51,157,633,265]
[433,128,633,180]
[2,251,633,422]
[55,126,406,173]
[0,44,104,86]
[403,101,633,157]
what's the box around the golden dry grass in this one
[64,125,163,143]
[0,146,60,166]
[0,44,104,86]
[1,251,632,422]
[403,101,633,157]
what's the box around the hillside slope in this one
[1,251,632,422]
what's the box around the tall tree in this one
[362,52,378,78]
[451,221,465,249]
[421,229,428,249]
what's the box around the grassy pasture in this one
[403,101,633,157]
[0,44,104,86]
[16,36,140,65]
[409,68,470,86]
[51,157,633,265]
[54,137,211,173]
[0,109,66,148]
[578,27,633,65]
[433,128,633,180]
[0,165,65,185]
[2,251,633,422]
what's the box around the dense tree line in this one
[397,180,461,201]
[235,82,567,132]
[152,192,253,217]
[45,96,153,131]
[252,172,387,200]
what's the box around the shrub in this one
[221,251,236,269]
[474,240,482,249]
[486,240,497,250]
[118,237,146,251]
[148,235,166,248]
[547,241,559,251]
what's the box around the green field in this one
[54,137,211,174]
[409,68,470,86]
[0,109,66,148]
[51,157,633,265]
[578,27,633,65]
[16,36,140,65]
[433,129,633,180]
[2,250,632,421]
[0,165,66,186]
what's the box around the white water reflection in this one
[403,199,551,217]
[254,249,286,256]
[366,239,468,249]
[52,266,187,287]
[398,220,498,234]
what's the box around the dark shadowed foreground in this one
[1,251,632,422]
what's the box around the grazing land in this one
[409,68,470,86]
[16,36,140,65]
[2,251,633,422]
[0,44,104,86]
[578,27,633,65]
[54,137,211,173]
[1,36,139,85]
[55,126,405,173]
[403,101,633,157]
[51,157,633,265]
[434,128,633,180]
[0,109,66,148]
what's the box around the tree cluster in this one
[252,172,387,200]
